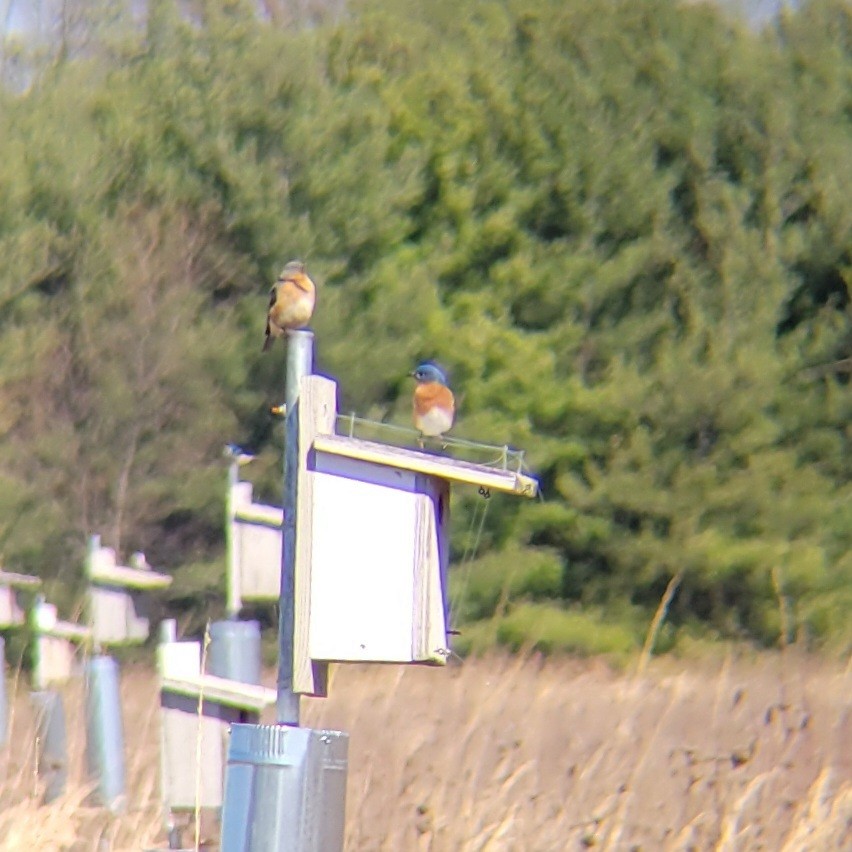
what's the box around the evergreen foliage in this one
[0,0,849,652]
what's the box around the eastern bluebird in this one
[411,363,455,439]
[224,443,256,464]
[263,260,316,351]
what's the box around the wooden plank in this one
[160,673,276,713]
[43,620,92,641]
[412,475,450,664]
[312,434,538,497]
[234,504,283,527]
[89,562,172,590]
[292,375,336,695]
[0,571,41,589]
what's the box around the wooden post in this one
[291,376,336,696]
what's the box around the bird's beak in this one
[270,403,287,416]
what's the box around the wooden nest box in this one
[87,537,172,646]
[291,376,538,696]
[157,624,276,811]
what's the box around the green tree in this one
[0,0,849,652]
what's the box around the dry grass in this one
[0,651,849,850]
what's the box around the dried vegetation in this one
[0,652,849,850]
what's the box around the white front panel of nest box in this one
[36,635,76,687]
[91,586,132,644]
[0,586,24,627]
[160,710,225,809]
[235,519,282,600]
[310,460,418,662]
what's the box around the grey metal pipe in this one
[84,655,126,812]
[276,329,313,725]
[31,690,68,803]
[209,620,262,685]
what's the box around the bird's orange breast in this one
[270,278,316,329]
[413,382,455,416]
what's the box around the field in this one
[0,651,849,850]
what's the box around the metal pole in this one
[209,619,261,686]
[84,655,126,812]
[276,329,313,725]
[31,594,46,691]
[0,636,6,748]
[87,534,100,652]
[31,690,68,803]
[226,460,240,618]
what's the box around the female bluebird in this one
[263,260,316,351]
[411,363,455,439]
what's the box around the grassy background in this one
[0,651,849,850]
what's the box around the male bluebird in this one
[224,443,255,465]
[411,363,455,439]
[263,260,316,351]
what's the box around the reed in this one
[0,651,848,850]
